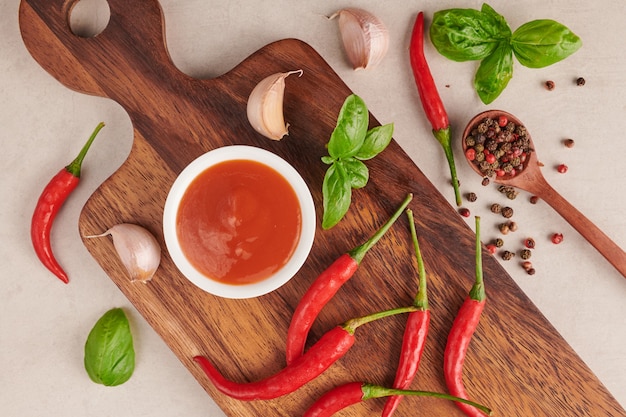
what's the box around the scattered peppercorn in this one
[545,80,555,90]
[520,249,532,260]
[526,267,536,275]
[494,238,504,248]
[529,195,539,204]
[498,185,519,200]
[491,203,502,214]
[557,164,568,173]
[576,77,586,86]
[563,138,575,148]
[459,208,471,217]
[507,221,518,232]
[522,261,533,271]
[499,223,510,235]
[501,250,515,260]
[551,233,564,244]
[486,244,497,255]
[466,192,478,202]
[481,177,490,186]
[501,206,514,218]
[524,238,536,249]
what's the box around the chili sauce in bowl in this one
[163,145,315,299]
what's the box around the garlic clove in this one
[330,8,389,70]
[247,69,303,140]
[86,223,161,283]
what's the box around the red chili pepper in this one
[30,123,105,283]
[382,209,430,417]
[194,305,418,401]
[444,216,489,417]
[410,11,461,206]
[285,193,413,364]
[304,382,492,417]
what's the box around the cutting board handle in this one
[19,0,181,101]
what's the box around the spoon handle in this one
[536,180,626,279]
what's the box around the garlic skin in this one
[330,8,389,70]
[86,224,161,283]
[247,70,303,140]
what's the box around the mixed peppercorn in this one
[464,116,533,179]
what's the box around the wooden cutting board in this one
[19,1,625,416]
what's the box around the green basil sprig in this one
[430,3,582,103]
[84,308,135,386]
[322,94,393,229]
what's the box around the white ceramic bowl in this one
[163,145,316,299]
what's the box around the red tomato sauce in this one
[176,159,302,285]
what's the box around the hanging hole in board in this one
[69,0,111,38]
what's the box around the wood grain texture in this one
[19,1,625,416]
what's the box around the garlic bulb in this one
[86,223,161,283]
[330,8,389,70]
[247,69,303,140]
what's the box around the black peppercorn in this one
[545,80,555,90]
[494,238,504,248]
[501,206,514,218]
[466,192,478,202]
[520,249,532,260]
[501,250,515,260]
[576,77,586,86]
[491,203,502,214]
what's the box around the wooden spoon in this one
[462,110,626,279]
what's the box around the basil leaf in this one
[84,308,135,386]
[322,162,352,230]
[511,19,582,68]
[475,41,513,104]
[321,155,335,165]
[430,7,510,62]
[355,123,394,160]
[327,94,369,159]
[480,3,511,38]
[341,158,369,189]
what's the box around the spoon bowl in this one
[462,110,626,279]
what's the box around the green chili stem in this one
[406,209,428,310]
[65,122,105,177]
[348,193,413,263]
[362,383,492,416]
[342,305,419,334]
[469,216,486,302]
[432,127,461,207]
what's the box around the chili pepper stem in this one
[469,217,486,302]
[406,209,428,310]
[65,122,105,177]
[362,383,492,415]
[342,305,418,334]
[348,193,412,263]
[432,127,461,206]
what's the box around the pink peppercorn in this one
[551,233,564,244]
[557,164,568,173]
